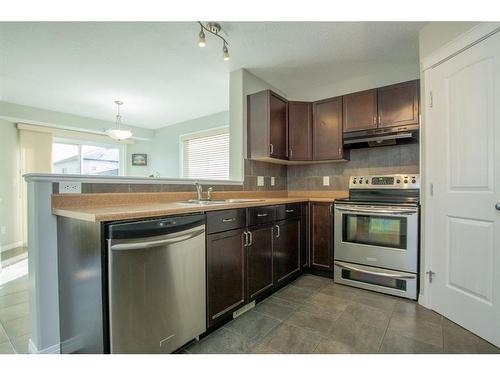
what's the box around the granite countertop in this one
[52,193,346,223]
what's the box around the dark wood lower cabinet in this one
[274,219,301,284]
[310,202,334,272]
[246,225,274,301]
[206,228,246,328]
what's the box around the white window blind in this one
[182,128,229,180]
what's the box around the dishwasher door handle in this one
[110,226,205,251]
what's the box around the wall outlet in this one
[1,226,6,236]
[323,176,330,186]
[270,177,275,186]
[59,182,82,194]
[257,176,264,187]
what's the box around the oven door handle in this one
[335,206,417,215]
[334,261,417,280]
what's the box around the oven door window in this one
[342,213,407,249]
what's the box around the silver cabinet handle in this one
[335,205,417,215]
[243,231,249,247]
[329,204,334,216]
[110,226,205,251]
[257,213,269,217]
[334,261,416,280]
[269,143,274,155]
[222,218,236,223]
[248,231,253,246]
[496,203,500,211]
[285,209,294,213]
[275,224,280,238]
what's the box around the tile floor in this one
[185,274,500,354]
[0,247,29,354]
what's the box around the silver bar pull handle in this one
[222,218,236,223]
[257,213,268,217]
[243,231,249,247]
[248,231,253,246]
[269,143,274,155]
[111,227,205,251]
[275,224,280,238]
[334,261,416,280]
[285,209,294,213]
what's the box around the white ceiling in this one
[0,22,425,129]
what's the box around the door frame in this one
[420,22,500,309]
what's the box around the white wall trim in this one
[0,241,24,253]
[28,339,60,354]
[422,22,500,71]
[23,173,243,186]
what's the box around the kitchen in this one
[0,3,499,372]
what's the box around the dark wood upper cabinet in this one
[377,80,420,128]
[288,101,312,161]
[247,225,274,301]
[206,228,246,328]
[342,89,378,133]
[310,202,334,272]
[313,97,345,160]
[273,218,301,285]
[247,90,288,160]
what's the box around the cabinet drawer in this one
[276,203,302,221]
[206,209,246,234]
[247,206,276,226]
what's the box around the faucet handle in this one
[207,187,213,201]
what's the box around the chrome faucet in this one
[194,182,203,201]
[207,187,213,201]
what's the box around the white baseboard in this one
[0,241,24,253]
[28,339,61,354]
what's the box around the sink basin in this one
[178,198,265,205]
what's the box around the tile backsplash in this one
[52,143,418,194]
[287,143,419,191]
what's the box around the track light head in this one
[198,29,206,47]
[223,43,230,61]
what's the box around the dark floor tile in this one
[249,341,280,354]
[387,312,443,348]
[291,275,332,292]
[306,291,350,314]
[185,328,251,354]
[318,283,359,300]
[327,314,386,353]
[273,285,312,305]
[443,319,500,354]
[340,302,392,330]
[261,323,322,354]
[352,289,398,312]
[285,303,340,337]
[379,331,443,354]
[313,338,358,354]
[253,297,299,321]
[223,310,280,347]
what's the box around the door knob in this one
[496,203,500,211]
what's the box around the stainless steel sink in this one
[179,198,264,205]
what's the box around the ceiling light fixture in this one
[196,21,230,61]
[106,100,132,141]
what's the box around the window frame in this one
[52,137,126,176]
[180,126,230,180]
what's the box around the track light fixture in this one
[196,21,230,61]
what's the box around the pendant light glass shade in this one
[106,101,132,141]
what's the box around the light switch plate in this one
[270,177,275,186]
[59,182,82,194]
[257,176,264,187]
[323,176,330,186]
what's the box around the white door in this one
[427,30,500,347]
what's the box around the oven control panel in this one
[349,174,420,189]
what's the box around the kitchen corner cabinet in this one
[288,101,313,161]
[309,202,334,272]
[342,89,378,133]
[377,80,420,128]
[247,90,288,160]
[313,97,346,160]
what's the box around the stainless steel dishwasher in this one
[106,214,206,353]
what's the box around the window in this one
[52,139,123,176]
[181,127,229,180]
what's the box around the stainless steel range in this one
[333,174,420,299]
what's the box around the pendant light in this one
[106,101,133,141]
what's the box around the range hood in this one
[343,125,419,148]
